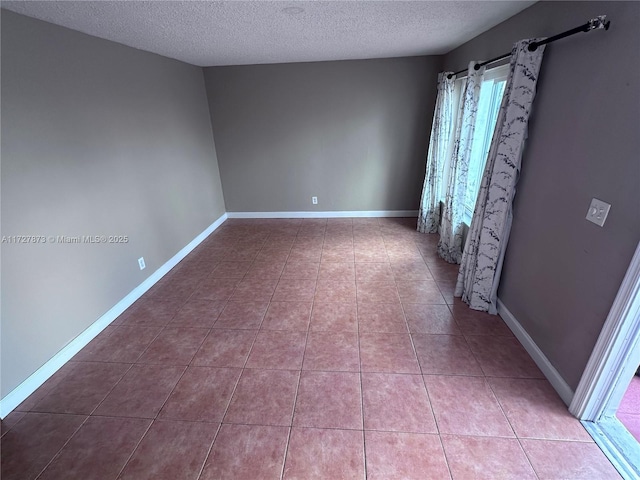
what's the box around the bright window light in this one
[463,64,508,223]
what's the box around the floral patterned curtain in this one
[437,62,485,263]
[417,72,455,233]
[456,39,546,313]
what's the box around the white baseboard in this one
[497,298,574,406]
[226,210,418,219]
[0,213,228,419]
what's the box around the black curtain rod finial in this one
[445,15,609,80]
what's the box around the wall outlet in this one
[585,198,611,227]
[312,196,318,205]
[138,257,146,270]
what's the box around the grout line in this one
[113,418,155,480]
[32,414,91,480]
[194,423,223,480]
[278,228,309,480]
[355,269,369,480]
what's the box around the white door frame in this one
[570,240,640,421]
[569,241,640,479]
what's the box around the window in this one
[462,65,508,223]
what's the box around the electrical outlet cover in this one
[585,198,611,227]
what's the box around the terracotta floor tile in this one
[281,261,320,279]
[201,424,289,480]
[255,249,291,264]
[390,261,434,281]
[288,247,322,263]
[434,279,456,304]
[210,261,252,278]
[303,331,360,372]
[119,420,217,480]
[193,277,241,301]
[74,325,162,363]
[192,329,257,367]
[214,301,269,329]
[310,302,357,332]
[404,304,460,334]
[314,279,357,303]
[6,218,625,480]
[354,249,389,263]
[365,431,450,480]
[145,276,200,302]
[246,331,307,369]
[449,300,513,336]
[0,411,26,437]
[38,416,151,480]
[427,262,460,283]
[224,369,299,426]
[489,377,592,441]
[169,299,225,328]
[321,247,354,263]
[355,263,394,283]
[424,375,514,437]
[520,439,620,479]
[442,435,537,480]
[94,364,185,418]
[245,260,286,279]
[294,235,325,247]
[387,251,425,264]
[317,262,355,281]
[283,427,365,479]
[136,327,209,365]
[15,362,79,412]
[0,412,86,480]
[121,297,183,327]
[466,335,544,378]
[225,248,259,262]
[228,277,279,302]
[293,371,362,429]
[272,279,317,302]
[159,366,241,422]
[32,362,130,415]
[262,301,312,331]
[359,333,420,374]
[362,373,436,433]
[357,302,408,333]
[396,280,446,304]
[412,334,483,375]
[297,225,326,239]
[357,281,400,304]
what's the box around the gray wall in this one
[203,57,441,212]
[444,1,640,390]
[1,11,226,396]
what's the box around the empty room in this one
[1,1,639,479]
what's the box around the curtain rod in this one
[447,15,610,79]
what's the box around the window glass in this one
[463,65,508,223]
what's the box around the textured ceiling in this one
[1,1,536,67]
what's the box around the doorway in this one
[569,241,640,479]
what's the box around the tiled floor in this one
[0,218,621,479]
[617,374,640,442]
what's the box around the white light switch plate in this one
[586,198,611,227]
